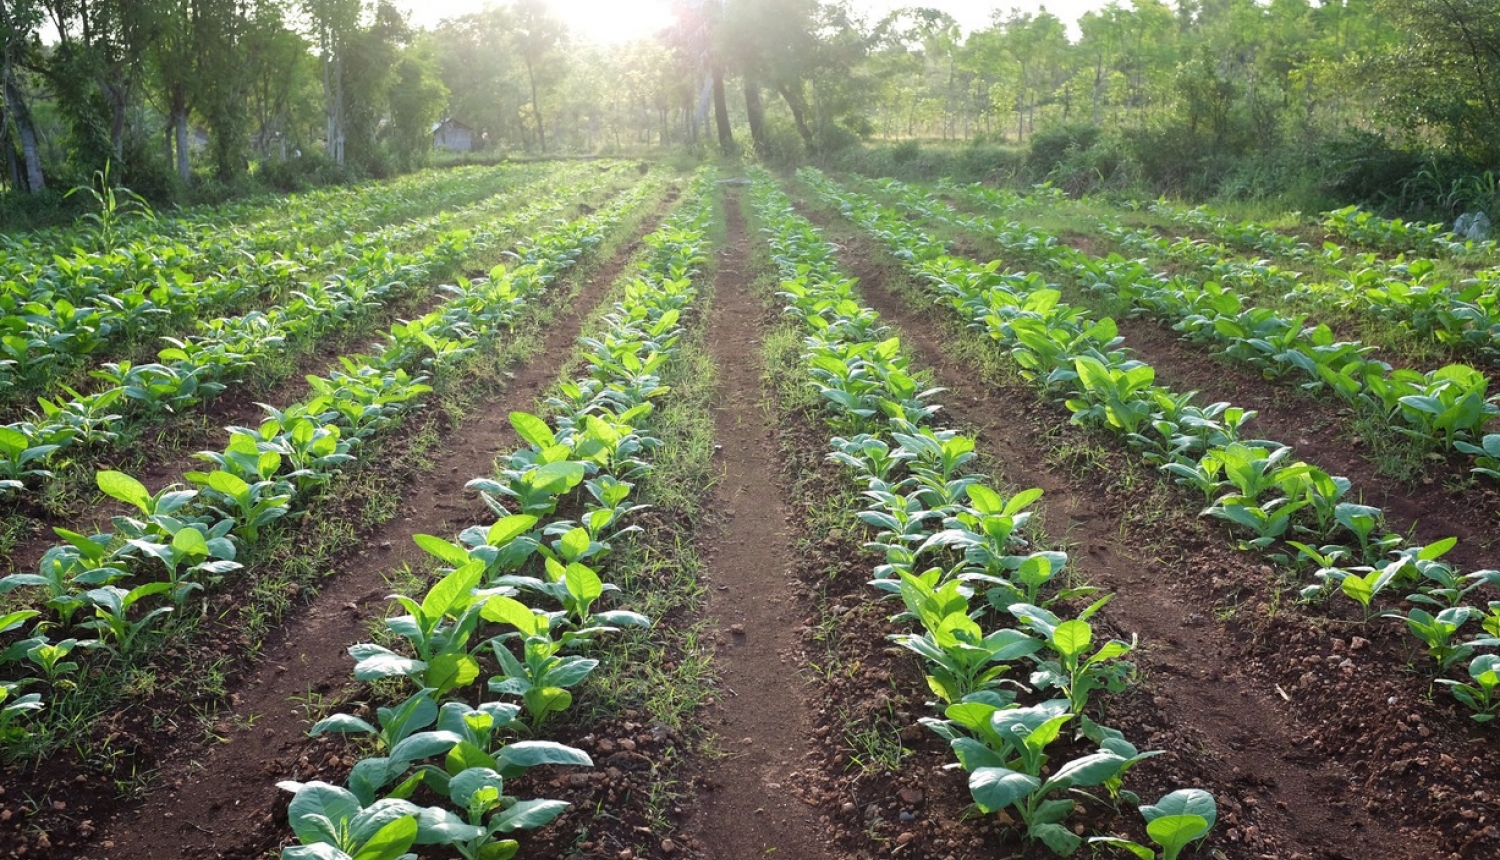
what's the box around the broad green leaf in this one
[489,799,571,833]
[1052,619,1092,660]
[171,527,208,557]
[969,766,1040,813]
[483,840,525,858]
[531,461,586,493]
[510,412,556,450]
[967,484,1005,515]
[557,528,590,561]
[1033,821,1082,856]
[389,730,463,764]
[1048,752,1127,789]
[206,470,250,499]
[448,767,507,809]
[351,645,426,681]
[412,806,485,845]
[351,816,418,860]
[413,534,470,567]
[1143,788,1217,830]
[420,561,484,620]
[481,596,546,636]
[564,563,603,605]
[425,653,480,693]
[1147,815,1211,860]
[487,514,538,546]
[284,782,362,845]
[97,470,150,513]
[530,686,572,717]
[497,740,592,775]
[1003,487,1044,516]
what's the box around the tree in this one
[143,0,194,182]
[0,0,45,191]
[665,0,733,154]
[431,5,521,151]
[194,0,253,181]
[303,0,361,165]
[1374,0,1500,164]
[387,50,446,170]
[511,0,566,153]
[243,2,314,158]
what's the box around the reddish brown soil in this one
[787,198,1500,860]
[681,191,835,860]
[0,203,669,860]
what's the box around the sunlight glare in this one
[549,0,676,44]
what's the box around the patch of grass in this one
[1350,409,1434,483]
[839,696,911,775]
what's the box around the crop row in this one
[0,163,533,276]
[801,169,1500,728]
[0,163,529,325]
[1113,215,1500,362]
[1145,197,1496,263]
[860,176,1500,486]
[271,169,715,860]
[0,162,607,403]
[0,174,663,758]
[1320,205,1497,260]
[0,164,628,507]
[1137,197,1500,358]
[961,185,1500,362]
[748,169,1217,859]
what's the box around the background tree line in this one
[2,0,1498,220]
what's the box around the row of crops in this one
[877,180,1500,482]
[749,170,1218,858]
[0,162,630,507]
[4,158,1497,860]
[272,168,717,860]
[253,168,1226,859]
[799,167,1500,726]
[0,162,660,759]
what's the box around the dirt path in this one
[799,205,1423,860]
[686,190,834,860]
[75,213,664,860]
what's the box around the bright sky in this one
[396,0,1111,43]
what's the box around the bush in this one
[0,187,72,233]
[1039,128,1137,196]
[1316,130,1425,208]
[1027,122,1102,176]
[256,153,356,192]
[820,140,1024,184]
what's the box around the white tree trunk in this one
[174,106,190,181]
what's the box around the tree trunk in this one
[776,82,815,154]
[525,58,546,152]
[711,66,733,155]
[744,73,768,158]
[172,89,190,182]
[106,81,127,160]
[3,69,44,192]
